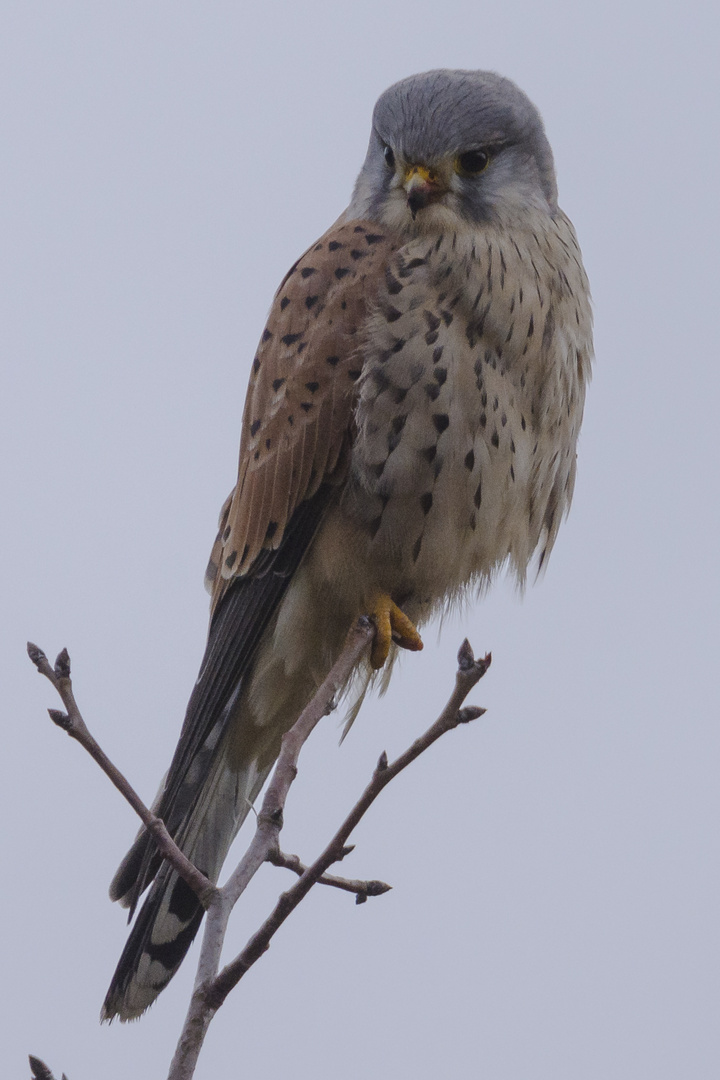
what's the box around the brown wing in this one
[206,220,398,614]
[112,221,398,916]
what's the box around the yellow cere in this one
[403,164,437,185]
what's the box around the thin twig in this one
[167,616,376,1080]
[28,626,491,1080]
[26,643,216,907]
[266,847,392,901]
[168,637,490,1079]
[206,639,490,1010]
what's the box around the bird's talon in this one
[368,594,423,669]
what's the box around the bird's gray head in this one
[348,70,558,235]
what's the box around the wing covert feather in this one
[209,221,397,612]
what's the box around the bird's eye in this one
[455,149,490,177]
[383,144,396,170]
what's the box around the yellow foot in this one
[368,593,424,669]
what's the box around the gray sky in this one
[3,1,720,1077]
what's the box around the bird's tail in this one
[101,742,271,1022]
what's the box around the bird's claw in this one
[368,594,423,669]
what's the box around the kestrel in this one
[103,69,592,1021]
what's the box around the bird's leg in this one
[368,593,424,669]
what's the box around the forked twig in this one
[27,625,491,1080]
[169,637,490,1079]
[266,847,392,902]
[26,642,215,906]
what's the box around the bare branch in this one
[26,642,216,908]
[28,628,491,1080]
[222,617,378,910]
[266,848,392,901]
[167,616,376,1080]
[206,639,490,1010]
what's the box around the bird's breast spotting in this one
[104,68,594,1026]
[348,211,592,601]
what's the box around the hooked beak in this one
[403,164,446,217]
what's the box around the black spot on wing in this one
[385,269,403,294]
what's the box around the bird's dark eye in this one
[383,144,396,170]
[455,149,490,177]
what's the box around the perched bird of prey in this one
[103,69,592,1021]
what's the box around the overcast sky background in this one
[2,2,719,1077]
